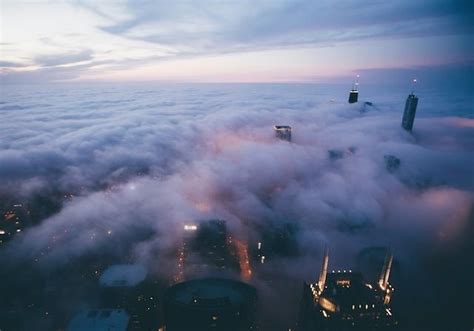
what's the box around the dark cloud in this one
[0,61,29,68]
[34,50,93,67]
[0,59,113,84]
[95,0,473,52]
[1,66,83,84]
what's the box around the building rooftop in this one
[273,125,292,130]
[66,309,130,331]
[274,125,292,142]
[320,272,382,309]
[166,278,256,307]
[99,264,147,287]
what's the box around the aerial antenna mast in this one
[352,74,360,91]
[411,78,417,94]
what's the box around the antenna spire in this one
[411,78,417,94]
[318,246,329,292]
[378,250,393,291]
[352,74,360,91]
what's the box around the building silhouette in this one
[177,220,240,281]
[348,75,359,104]
[255,222,299,264]
[384,155,401,173]
[401,79,419,131]
[274,125,292,142]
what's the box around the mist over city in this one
[1,1,472,331]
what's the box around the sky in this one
[1,0,473,83]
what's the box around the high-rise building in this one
[177,220,240,280]
[401,79,419,131]
[164,277,258,331]
[274,125,292,142]
[297,249,398,331]
[348,75,359,104]
[255,222,299,264]
[401,95,419,131]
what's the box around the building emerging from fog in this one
[327,147,356,161]
[164,277,257,331]
[255,222,299,264]
[401,79,419,131]
[297,249,397,330]
[401,94,419,131]
[384,155,401,173]
[177,220,240,281]
[348,75,359,104]
[274,125,292,142]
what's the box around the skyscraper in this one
[401,79,419,131]
[348,75,359,104]
[274,125,292,142]
[176,220,240,281]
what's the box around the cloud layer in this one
[0,83,472,329]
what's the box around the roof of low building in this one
[273,125,292,130]
[99,264,147,287]
[166,277,257,307]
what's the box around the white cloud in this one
[0,83,472,328]
[0,83,472,263]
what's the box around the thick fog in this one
[0,83,472,329]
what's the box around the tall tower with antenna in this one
[378,251,393,291]
[317,246,329,293]
[348,74,359,103]
[378,250,394,305]
[401,79,419,131]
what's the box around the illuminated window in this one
[336,279,351,287]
